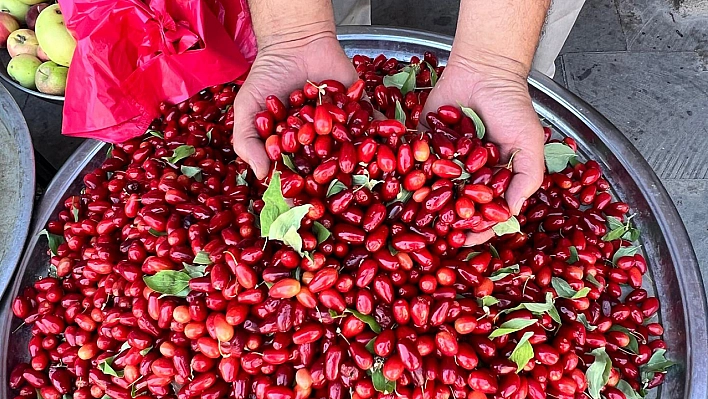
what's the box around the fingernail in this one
[248,160,259,176]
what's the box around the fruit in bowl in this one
[6,52,40,89]
[25,2,48,30]
[34,60,67,95]
[6,28,37,57]
[0,0,30,23]
[34,4,75,67]
[0,12,19,46]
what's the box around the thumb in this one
[232,84,271,180]
[505,144,544,215]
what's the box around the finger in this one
[464,230,495,247]
[505,143,544,215]
[232,84,271,180]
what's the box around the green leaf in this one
[163,145,195,164]
[106,144,114,158]
[365,338,376,354]
[606,216,625,231]
[206,129,212,144]
[585,348,613,399]
[37,390,44,399]
[609,325,639,353]
[148,130,164,139]
[139,346,153,356]
[148,228,166,237]
[478,295,500,308]
[623,228,641,242]
[492,216,521,236]
[603,227,628,242]
[394,101,407,126]
[568,246,579,264]
[544,143,577,174]
[426,62,438,86]
[642,349,675,374]
[180,165,202,182]
[72,205,79,223]
[503,292,561,324]
[143,270,191,297]
[98,356,124,378]
[267,205,312,255]
[616,380,642,399]
[459,104,486,139]
[463,251,482,262]
[577,314,597,331]
[193,251,213,265]
[352,174,382,191]
[612,245,641,265]
[326,179,348,197]
[371,368,396,394]
[260,170,291,236]
[489,264,520,282]
[489,318,537,338]
[312,222,331,244]
[282,154,297,172]
[383,71,411,90]
[551,277,590,299]
[489,245,500,259]
[401,68,417,95]
[346,308,382,333]
[586,274,602,289]
[40,229,65,256]
[236,170,249,186]
[182,263,207,278]
[509,331,534,373]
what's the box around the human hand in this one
[421,52,545,245]
[232,30,358,179]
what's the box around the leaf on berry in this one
[139,346,153,356]
[489,318,537,338]
[576,314,597,331]
[148,228,167,237]
[459,104,486,139]
[609,325,639,353]
[352,174,383,191]
[346,308,382,333]
[394,100,406,126]
[282,154,297,172]
[568,246,579,264]
[163,145,195,164]
[551,277,590,299]
[312,222,331,244]
[489,245,500,259]
[616,380,642,399]
[147,130,164,139]
[383,71,410,90]
[180,165,202,182]
[261,170,291,236]
[72,205,79,223]
[426,62,438,86]
[612,245,641,265]
[193,251,213,265]
[586,348,613,399]
[365,338,376,354]
[642,349,675,374]
[478,295,500,308]
[236,170,249,186]
[623,228,641,242]
[492,216,521,236]
[543,143,577,174]
[267,205,312,255]
[372,368,396,394]
[326,179,348,197]
[509,331,534,373]
[489,264,520,282]
[39,229,64,256]
[586,274,602,289]
[98,355,124,378]
[503,292,561,324]
[143,270,192,297]
[182,262,207,278]
[463,251,482,261]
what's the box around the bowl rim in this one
[0,50,66,102]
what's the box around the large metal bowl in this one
[0,83,35,300]
[1,26,706,399]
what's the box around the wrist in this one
[255,20,338,52]
[446,48,530,88]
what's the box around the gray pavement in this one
[2,0,707,292]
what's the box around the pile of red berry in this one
[8,52,673,399]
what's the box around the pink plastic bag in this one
[59,0,256,142]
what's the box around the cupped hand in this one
[232,32,359,179]
[421,53,545,245]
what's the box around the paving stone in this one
[563,50,708,180]
[618,0,708,55]
[663,178,708,289]
[21,95,84,169]
[562,0,628,53]
[372,0,460,36]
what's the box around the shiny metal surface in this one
[0,83,35,299]
[1,26,705,399]
[1,52,66,103]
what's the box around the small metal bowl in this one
[0,50,65,104]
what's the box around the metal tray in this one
[0,83,35,300]
[1,26,706,399]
